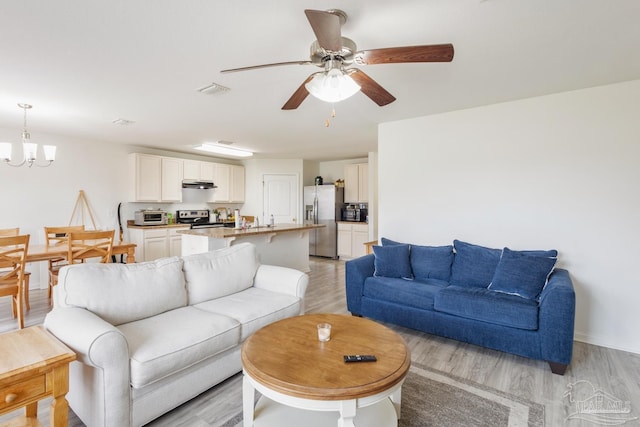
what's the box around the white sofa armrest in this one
[44,307,131,427]
[253,265,309,299]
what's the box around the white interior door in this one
[263,174,299,224]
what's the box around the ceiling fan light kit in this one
[0,103,56,168]
[305,61,361,103]
[220,8,454,111]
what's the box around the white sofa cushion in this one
[57,256,186,326]
[194,287,302,341]
[182,242,260,305]
[118,306,240,389]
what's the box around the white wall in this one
[0,131,130,288]
[378,79,640,354]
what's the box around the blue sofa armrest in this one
[345,254,375,315]
[538,268,575,372]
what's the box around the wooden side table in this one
[0,326,76,427]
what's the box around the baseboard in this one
[574,332,640,355]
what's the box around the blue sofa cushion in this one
[381,238,454,282]
[363,276,448,310]
[373,244,412,279]
[410,244,454,282]
[380,237,403,246]
[434,285,539,330]
[489,247,558,300]
[450,240,501,288]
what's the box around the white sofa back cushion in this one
[182,242,259,305]
[56,256,187,326]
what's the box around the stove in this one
[176,210,224,229]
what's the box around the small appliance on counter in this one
[134,209,168,226]
[342,205,368,222]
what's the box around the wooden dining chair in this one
[0,234,30,329]
[0,228,31,311]
[44,225,85,300]
[67,230,115,265]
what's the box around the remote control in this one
[344,355,377,363]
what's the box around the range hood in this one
[182,180,217,189]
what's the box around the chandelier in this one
[0,103,56,168]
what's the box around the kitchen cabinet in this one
[128,226,189,262]
[128,153,183,202]
[168,228,184,257]
[211,163,245,203]
[129,153,161,202]
[230,164,245,202]
[161,157,183,202]
[344,163,368,203]
[183,160,215,181]
[337,222,369,260]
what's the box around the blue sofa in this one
[345,239,575,374]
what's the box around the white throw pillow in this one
[182,242,259,305]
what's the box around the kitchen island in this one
[178,223,325,272]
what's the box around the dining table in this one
[26,241,137,264]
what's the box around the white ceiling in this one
[1,0,639,161]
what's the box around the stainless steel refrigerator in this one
[304,185,344,258]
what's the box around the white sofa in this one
[44,242,308,427]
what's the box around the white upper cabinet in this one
[129,153,183,203]
[210,163,245,203]
[211,164,230,202]
[129,153,243,204]
[129,153,162,202]
[344,163,368,203]
[230,164,245,203]
[183,160,201,180]
[183,160,216,181]
[161,157,183,202]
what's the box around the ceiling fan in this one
[221,9,454,110]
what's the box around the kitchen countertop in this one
[127,220,192,229]
[177,223,325,238]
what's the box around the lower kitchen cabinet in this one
[337,222,369,260]
[128,226,189,262]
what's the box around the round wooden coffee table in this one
[241,313,411,427]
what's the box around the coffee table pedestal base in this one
[244,373,403,427]
[252,396,397,427]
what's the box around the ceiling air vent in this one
[112,118,135,126]
[197,82,230,95]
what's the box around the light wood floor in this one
[1,258,639,426]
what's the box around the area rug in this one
[219,362,544,427]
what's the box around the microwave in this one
[134,210,168,226]
[342,207,368,222]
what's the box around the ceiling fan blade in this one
[349,69,396,106]
[221,60,312,74]
[282,75,315,110]
[304,9,343,52]
[355,44,454,65]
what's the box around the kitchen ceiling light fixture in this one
[194,142,253,158]
[305,60,361,103]
[0,103,56,168]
